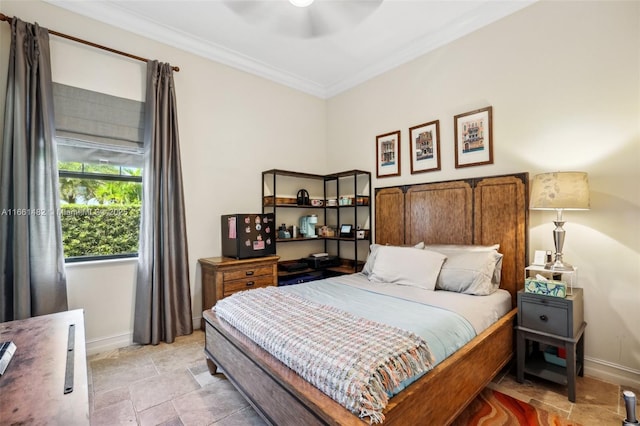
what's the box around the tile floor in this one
[88,330,638,425]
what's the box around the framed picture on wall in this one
[376,130,401,178]
[409,120,440,174]
[454,106,493,168]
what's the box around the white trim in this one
[584,356,640,389]
[85,316,202,356]
[43,0,534,99]
[86,331,132,356]
[65,256,138,269]
[42,0,327,98]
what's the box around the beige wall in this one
[0,1,327,351]
[327,1,640,387]
[1,0,638,387]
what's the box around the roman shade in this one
[52,83,144,167]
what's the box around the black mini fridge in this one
[221,213,276,259]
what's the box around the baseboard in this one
[86,316,203,356]
[584,356,640,389]
[86,332,132,356]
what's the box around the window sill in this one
[64,256,138,268]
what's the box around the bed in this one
[203,172,528,425]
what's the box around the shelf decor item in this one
[543,346,567,367]
[530,172,590,271]
[409,120,440,174]
[524,277,567,298]
[376,130,401,178]
[454,106,493,168]
[525,265,577,296]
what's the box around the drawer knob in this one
[246,281,255,287]
[539,314,548,322]
[246,271,254,276]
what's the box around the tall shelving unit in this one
[323,170,372,273]
[262,169,371,279]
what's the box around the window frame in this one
[58,167,143,263]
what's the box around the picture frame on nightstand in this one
[532,250,547,266]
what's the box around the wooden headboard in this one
[375,173,528,307]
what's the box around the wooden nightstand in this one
[199,256,279,324]
[515,288,586,402]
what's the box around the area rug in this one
[452,388,582,426]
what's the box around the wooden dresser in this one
[0,309,89,424]
[199,255,279,317]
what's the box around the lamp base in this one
[547,217,574,272]
[545,260,574,272]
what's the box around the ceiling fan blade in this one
[223,0,383,39]
[223,1,273,23]
[306,0,383,38]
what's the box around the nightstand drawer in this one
[520,300,568,336]
[517,288,583,337]
[223,275,275,296]
[223,266,273,282]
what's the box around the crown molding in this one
[43,0,328,98]
[44,0,534,100]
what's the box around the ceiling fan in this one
[222,0,384,39]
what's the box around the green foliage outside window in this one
[60,204,141,258]
[58,162,143,259]
[59,162,142,205]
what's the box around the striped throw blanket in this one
[214,286,435,424]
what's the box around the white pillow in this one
[361,242,425,276]
[369,246,446,290]
[425,244,499,252]
[426,248,503,295]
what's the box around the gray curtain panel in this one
[133,61,192,344]
[0,17,68,321]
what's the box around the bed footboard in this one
[203,308,516,426]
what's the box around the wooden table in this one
[0,309,89,424]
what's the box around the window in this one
[58,162,142,261]
[53,83,145,262]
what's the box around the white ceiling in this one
[45,0,535,99]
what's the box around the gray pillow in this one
[425,245,503,295]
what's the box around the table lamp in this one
[530,172,590,271]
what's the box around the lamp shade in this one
[530,172,590,210]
